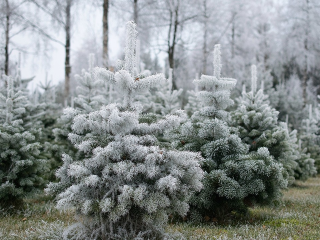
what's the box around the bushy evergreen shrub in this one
[47,21,204,239]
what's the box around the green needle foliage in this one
[0,76,47,208]
[168,49,287,221]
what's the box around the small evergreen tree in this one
[46,21,204,239]
[169,48,287,220]
[232,65,300,184]
[184,74,202,117]
[299,104,320,171]
[153,68,183,116]
[36,78,64,181]
[53,54,107,161]
[0,76,47,208]
[294,139,317,181]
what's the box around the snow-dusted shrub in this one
[168,47,287,219]
[0,76,47,208]
[46,21,204,239]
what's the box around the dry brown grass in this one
[1,177,320,239]
[167,176,320,239]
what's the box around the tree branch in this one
[27,0,66,27]
[15,13,65,46]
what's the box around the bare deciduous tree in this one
[103,0,109,67]
[0,0,30,75]
[29,0,76,104]
[150,0,198,90]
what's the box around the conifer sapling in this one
[46,21,204,239]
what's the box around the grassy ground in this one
[1,177,320,239]
[168,177,320,239]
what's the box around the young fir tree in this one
[257,67,279,109]
[152,68,183,116]
[46,21,204,239]
[53,54,107,161]
[299,104,320,172]
[38,78,61,129]
[0,76,47,208]
[293,139,317,181]
[168,48,287,220]
[232,65,299,184]
[36,78,64,181]
[184,73,202,117]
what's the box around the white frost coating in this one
[67,163,90,178]
[84,175,100,187]
[156,175,179,193]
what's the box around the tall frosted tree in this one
[46,21,204,239]
[169,48,287,220]
[0,75,47,208]
[232,65,299,184]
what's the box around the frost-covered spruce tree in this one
[299,104,320,171]
[152,68,183,116]
[46,21,203,240]
[35,78,64,181]
[53,54,107,160]
[0,76,47,208]
[168,47,287,220]
[184,74,202,117]
[295,138,317,181]
[232,65,298,184]
[257,67,279,109]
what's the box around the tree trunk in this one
[103,0,109,68]
[64,1,71,104]
[202,0,208,75]
[4,0,10,76]
[231,13,235,59]
[134,0,138,24]
[168,6,178,91]
[303,0,310,107]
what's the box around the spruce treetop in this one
[193,45,236,120]
[96,21,164,110]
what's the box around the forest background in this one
[2,0,320,118]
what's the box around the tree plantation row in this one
[0,22,319,239]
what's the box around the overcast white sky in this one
[17,4,124,91]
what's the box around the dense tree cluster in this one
[1,0,320,237]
